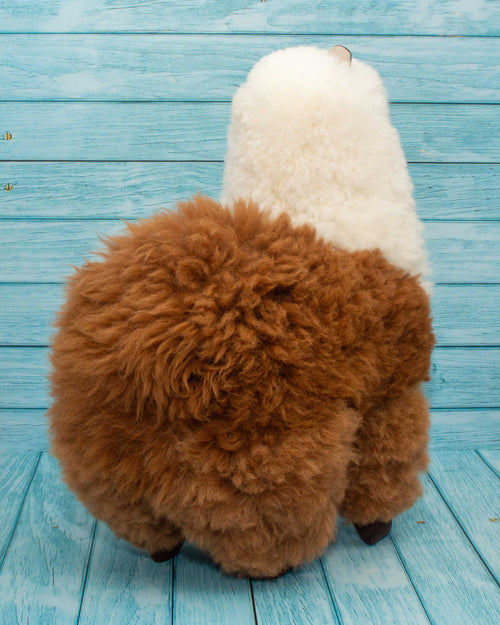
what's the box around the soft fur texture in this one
[221,45,432,294]
[49,196,434,578]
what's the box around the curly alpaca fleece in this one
[221,46,431,294]
[49,196,434,578]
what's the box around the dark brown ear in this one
[329,45,352,65]
[354,520,392,545]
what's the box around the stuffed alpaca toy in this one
[49,46,434,579]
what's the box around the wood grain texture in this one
[432,285,500,346]
[429,451,500,583]
[479,449,500,476]
[0,162,222,219]
[413,164,500,221]
[173,544,255,625]
[0,452,95,625]
[0,0,498,35]
[1,347,498,410]
[0,284,61,346]
[2,284,499,347]
[1,35,498,103]
[426,222,500,283]
[429,348,500,408]
[0,410,48,452]
[252,561,339,625]
[0,103,498,163]
[77,522,173,625]
[0,453,39,563]
[430,410,500,449]
[1,162,498,221]
[390,474,500,625]
[1,220,498,283]
[0,348,50,409]
[321,524,429,625]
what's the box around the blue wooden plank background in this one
[0,0,498,453]
[1,2,499,624]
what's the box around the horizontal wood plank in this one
[429,451,500,583]
[430,410,500,449]
[0,162,222,219]
[391,475,500,625]
[0,0,498,35]
[0,410,49,452]
[0,220,498,283]
[1,35,498,103]
[426,222,500,283]
[0,103,498,162]
[0,347,498,410]
[321,524,429,625]
[432,285,500,345]
[413,164,500,220]
[0,452,95,625]
[78,522,174,625]
[1,162,498,221]
[2,284,499,347]
[428,348,500,408]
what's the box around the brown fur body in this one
[49,196,434,578]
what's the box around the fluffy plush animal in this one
[222,45,432,295]
[49,47,434,579]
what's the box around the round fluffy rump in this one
[49,195,433,577]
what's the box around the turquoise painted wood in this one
[2,163,498,220]
[252,562,340,625]
[479,449,500,477]
[0,410,49,452]
[1,452,498,625]
[0,453,96,625]
[1,346,499,410]
[0,453,39,564]
[173,545,255,625]
[429,410,500,450]
[1,220,498,283]
[428,451,500,582]
[1,103,499,162]
[1,0,499,35]
[321,524,429,625]
[390,473,500,625]
[1,35,499,103]
[77,522,173,625]
[3,284,499,347]
[0,163,222,219]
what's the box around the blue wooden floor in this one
[0,450,499,624]
[1,1,499,623]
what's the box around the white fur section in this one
[221,46,432,293]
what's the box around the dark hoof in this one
[251,566,293,580]
[354,520,392,545]
[151,539,184,563]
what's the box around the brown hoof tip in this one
[151,540,184,563]
[251,566,293,580]
[354,520,392,545]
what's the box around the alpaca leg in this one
[197,501,338,579]
[339,386,430,544]
[84,490,184,561]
